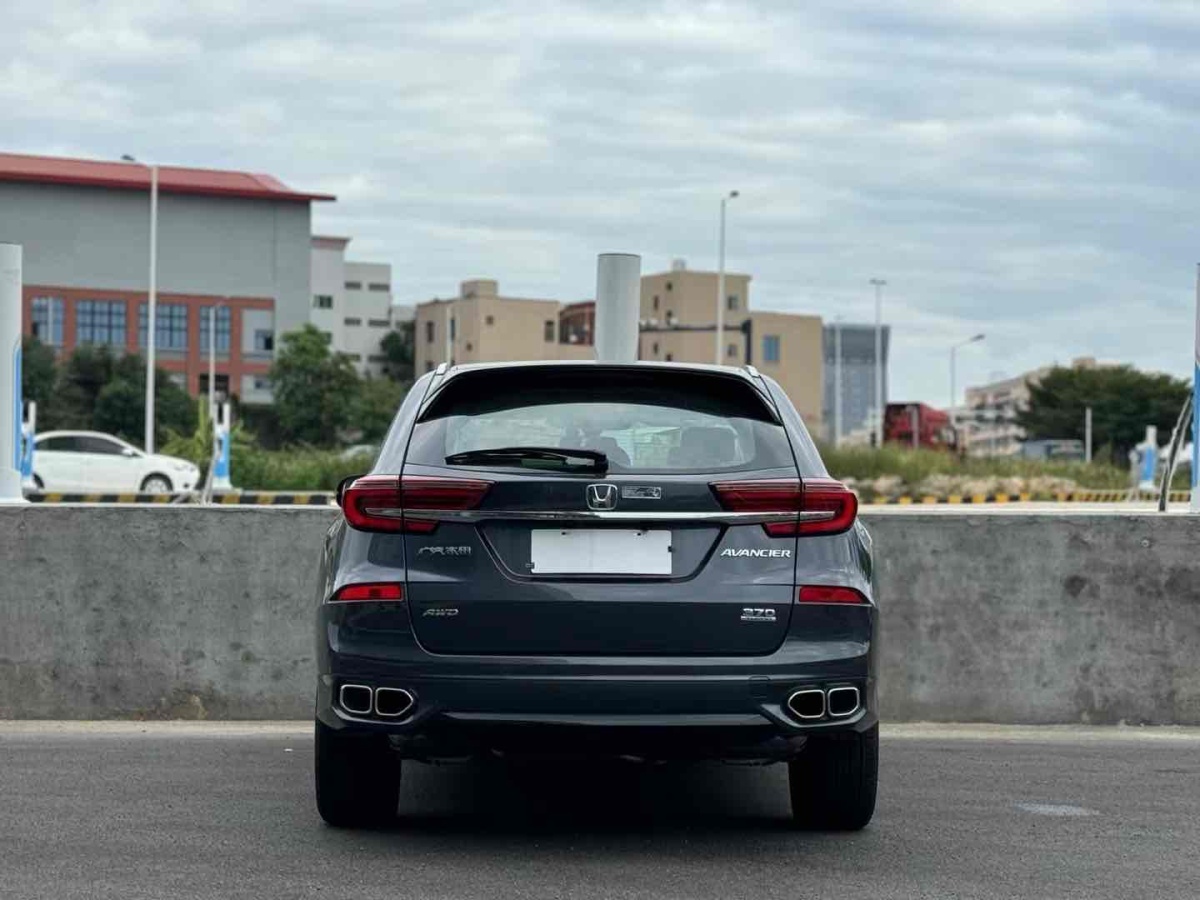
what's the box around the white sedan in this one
[31,431,200,494]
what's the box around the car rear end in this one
[314,362,877,829]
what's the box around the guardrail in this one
[858,490,1191,505]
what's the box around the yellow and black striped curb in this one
[26,492,335,506]
[858,490,1190,505]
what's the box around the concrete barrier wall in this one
[1,507,1197,723]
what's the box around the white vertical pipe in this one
[144,164,159,454]
[594,253,641,364]
[208,305,216,419]
[1085,406,1093,464]
[0,243,25,502]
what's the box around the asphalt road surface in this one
[2,723,1197,900]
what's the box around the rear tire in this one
[788,724,878,831]
[315,720,401,827]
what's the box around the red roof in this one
[0,152,335,203]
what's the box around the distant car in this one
[315,361,878,830]
[31,430,200,494]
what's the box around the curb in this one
[26,492,335,506]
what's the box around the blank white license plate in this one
[529,529,672,575]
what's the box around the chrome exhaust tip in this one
[787,688,826,720]
[374,687,415,719]
[339,683,373,716]
[826,686,861,718]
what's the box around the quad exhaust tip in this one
[787,688,826,720]
[339,684,373,716]
[374,687,416,719]
[826,686,861,718]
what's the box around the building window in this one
[344,317,362,326]
[425,361,435,372]
[197,373,230,398]
[77,300,127,347]
[138,303,187,351]
[346,353,363,362]
[426,321,435,343]
[368,354,388,363]
[313,294,333,309]
[727,343,738,358]
[727,294,739,311]
[344,281,362,291]
[763,335,781,363]
[665,281,673,292]
[544,320,555,342]
[485,315,495,326]
[30,297,64,346]
[450,317,456,340]
[199,306,231,353]
[368,318,389,328]
[652,342,659,354]
[652,295,660,311]
[368,283,390,292]
[665,353,673,361]
[254,329,274,352]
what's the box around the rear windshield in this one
[400,367,799,474]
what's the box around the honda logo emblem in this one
[586,483,618,510]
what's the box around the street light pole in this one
[715,190,739,365]
[124,155,160,453]
[950,333,986,449]
[869,278,886,446]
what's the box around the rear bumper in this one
[316,602,877,759]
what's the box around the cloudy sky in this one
[5,0,1200,403]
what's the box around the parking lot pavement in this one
[2,724,1198,900]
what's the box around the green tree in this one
[270,324,361,447]
[20,337,57,408]
[92,352,196,447]
[352,377,406,443]
[1016,365,1189,463]
[380,321,415,383]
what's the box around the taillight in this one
[710,477,857,537]
[340,474,491,533]
[331,582,404,602]
[798,585,868,604]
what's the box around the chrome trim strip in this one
[361,508,836,525]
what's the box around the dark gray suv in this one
[315,362,877,829]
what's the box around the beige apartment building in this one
[412,267,824,428]
[638,266,824,426]
[414,279,591,374]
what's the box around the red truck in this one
[884,403,958,451]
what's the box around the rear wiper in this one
[445,446,608,472]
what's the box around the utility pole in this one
[1085,406,1093,464]
[833,318,843,447]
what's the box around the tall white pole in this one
[715,190,738,365]
[1085,406,1093,464]
[870,278,886,446]
[0,243,24,503]
[950,344,957,440]
[208,305,216,419]
[1192,265,1200,511]
[833,319,843,447]
[443,300,453,366]
[144,164,159,454]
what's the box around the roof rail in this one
[743,365,761,379]
[435,362,448,376]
